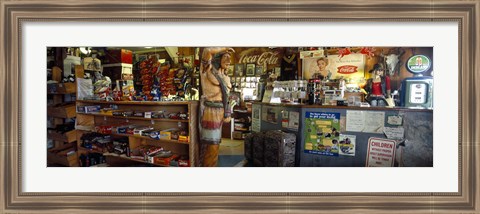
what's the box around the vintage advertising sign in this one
[366,137,396,167]
[299,50,324,59]
[304,112,341,156]
[406,54,431,74]
[235,47,282,67]
[327,53,366,79]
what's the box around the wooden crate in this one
[47,130,77,143]
[47,82,76,94]
[47,103,76,118]
[47,143,79,167]
[47,152,79,167]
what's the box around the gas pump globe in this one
[400,55,433,109]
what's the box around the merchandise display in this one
[46,46,433,167]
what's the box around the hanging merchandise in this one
[280,48,298,81]
[173,55,193,99]
[92,76,112,100]
[139,56,160,101]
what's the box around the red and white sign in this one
[327,53,365,79]
[366,137,396,167]
[337,65,358,74]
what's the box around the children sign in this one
[366,137,396,167]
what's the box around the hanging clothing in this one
[280,54,297,81]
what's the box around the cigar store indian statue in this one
[199,47,236,167]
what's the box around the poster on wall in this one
[246,63,256,76]
[304,112,341,156]
[366,137,396,167]
[302,57,323,80]
[281,110,289,128]
[261,106,278,124]
[227,65,234,76]
[251,105,261,132]
[288,111,300,130]
[363,111,385,133]
[346,110,385,133]
[339,134,356,156]
[234,64,244,76]
[327,53,366,79]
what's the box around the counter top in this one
[251,101,433,112]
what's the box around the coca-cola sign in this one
[236,48,282,66]
[337,65,358,74]
[239,51,279,66]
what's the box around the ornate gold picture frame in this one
[1,0,479,213]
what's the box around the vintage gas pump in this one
[400,55,433,109]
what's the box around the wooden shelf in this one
[47,129,77,143]
[77,100,197,106]
[111,133,190,145]
[47,82,76,94]
[75,99,199,167]
[76,113,189,123]
[47,104,76,119]
[104,153,170,167]
[78,147,106,154]
[47,92,76,95]
[76,129,190,145]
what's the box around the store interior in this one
[47,46,434,167]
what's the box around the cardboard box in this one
[160,128,178,140]
[85,105,101,113]
[134,127,154,136]
[178,135,189,143]
[178,159,190,167]
[76,105,101,113]
[154,154,179,166]
[144,112,152,119]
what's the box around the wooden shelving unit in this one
[230,107,252,140]
[75,100,199,167]
[76,112,189,123]
[47,66,79,167]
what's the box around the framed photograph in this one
[227,65,234,76]
[255,65,264,75]
[2,1,479,213]
[234,63,244,76]
[246,63,256,76]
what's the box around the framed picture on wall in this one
[274,67,281,76]
[246,63,256,76]
[227,65,234,76]
[234,64,244,76]
[255,65,263,75]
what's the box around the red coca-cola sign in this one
[337,65,358,74]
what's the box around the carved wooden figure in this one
[199,47,234,167]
